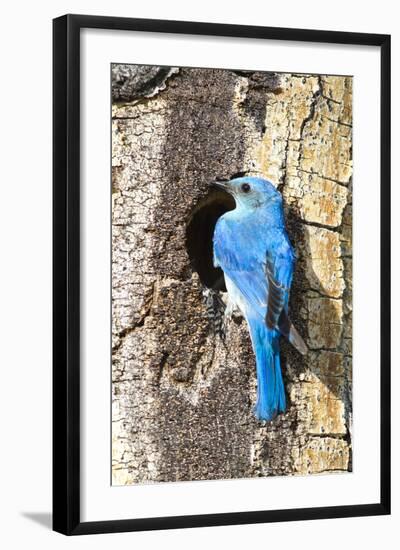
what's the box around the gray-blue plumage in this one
[212,176,306,421]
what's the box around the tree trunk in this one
[111,66,352,484]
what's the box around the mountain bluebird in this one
[212,176,307,421]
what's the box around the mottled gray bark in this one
[111,66,352,484]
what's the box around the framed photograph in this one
[53,14,391,535]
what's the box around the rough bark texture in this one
[111,66,352,484]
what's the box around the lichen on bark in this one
[111,65,352,485]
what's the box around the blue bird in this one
[212,176,307,421]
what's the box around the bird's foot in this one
[224,300,235,320]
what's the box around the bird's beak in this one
[211,181,231,192]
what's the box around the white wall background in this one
[0,0,398,547]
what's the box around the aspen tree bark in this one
[111,66,352,484]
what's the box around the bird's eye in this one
[241,183,251,193]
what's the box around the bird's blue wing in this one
[265,241,294,329]
[213,217,295,323]
[213,218,267,317]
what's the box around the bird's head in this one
[213,176,282,211]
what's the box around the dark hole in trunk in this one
[186,189,236,291]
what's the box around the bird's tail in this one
[247,317,286,421]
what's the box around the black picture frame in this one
[53,14,391,536]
